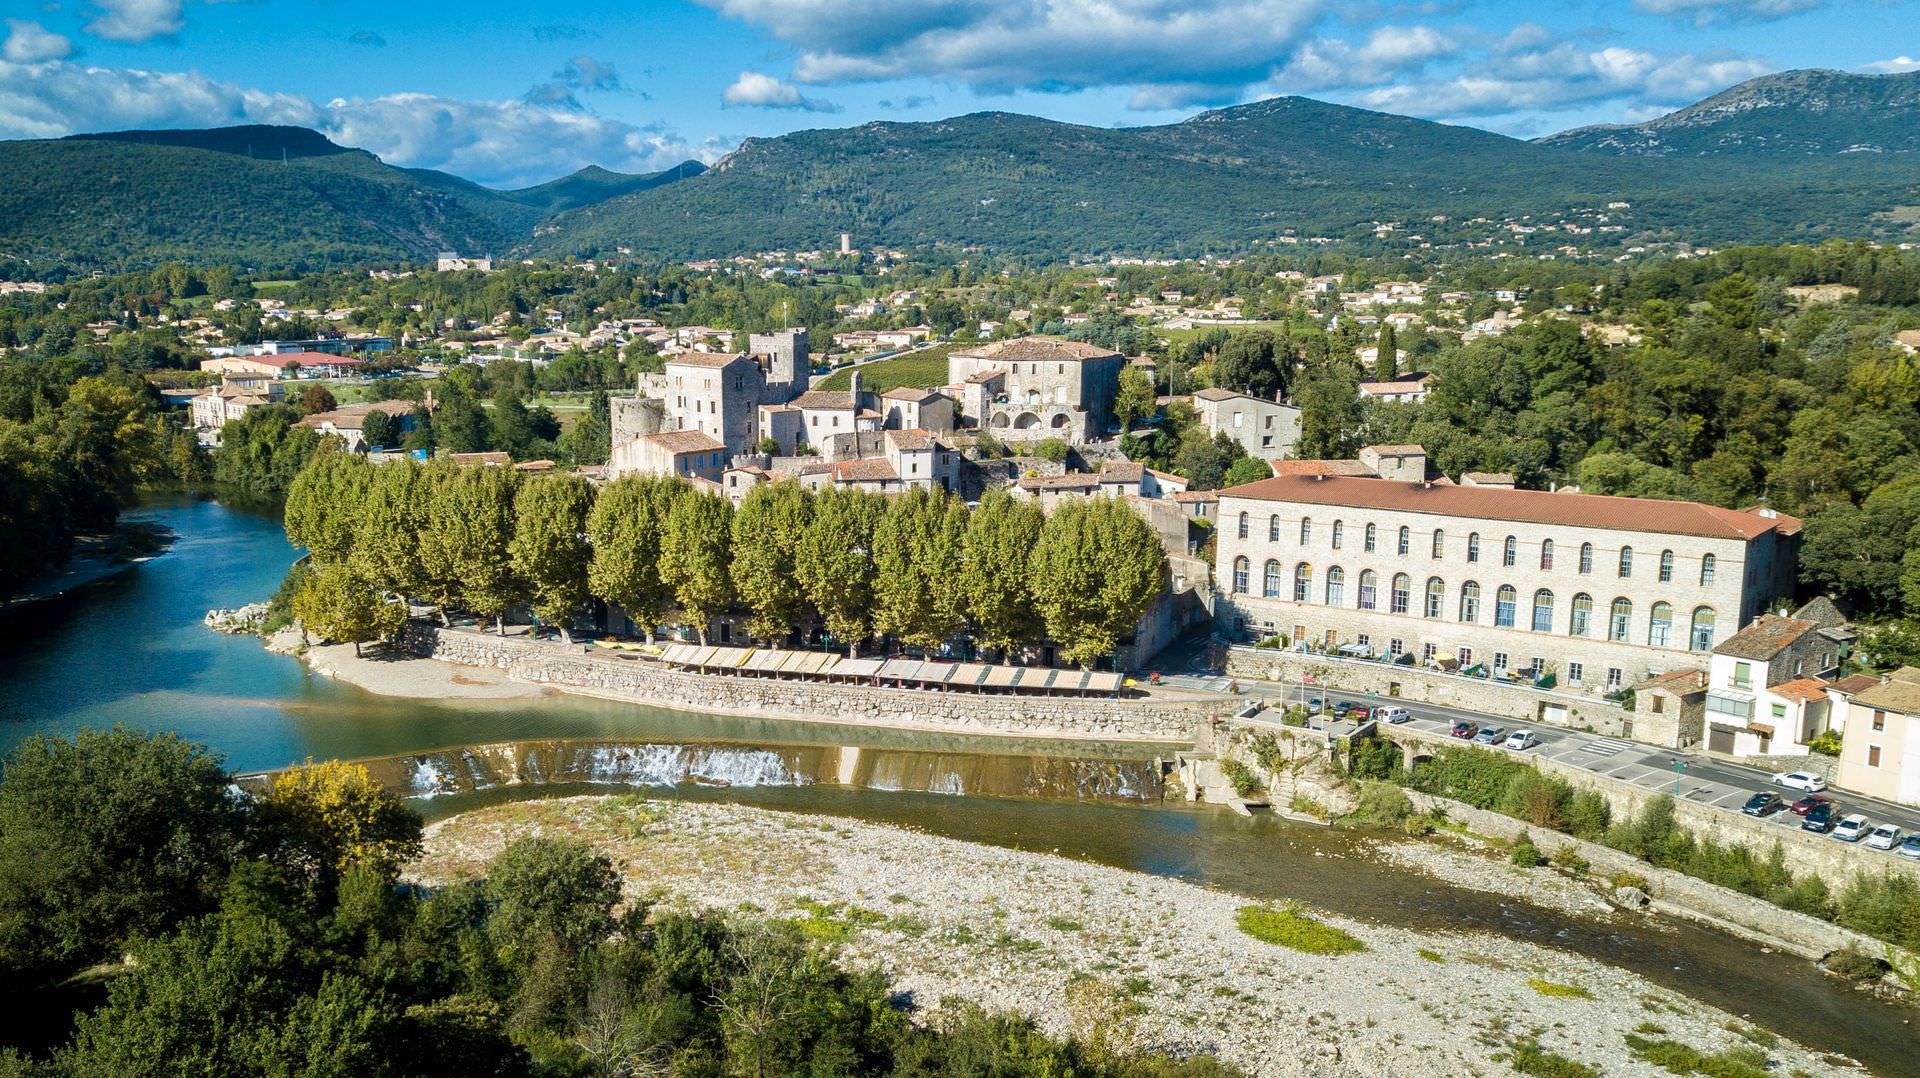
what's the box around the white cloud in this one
[83,0,185,43]
[703,0,1325,106]
[3,19,73,62]
[1861,56,1920,74]
[1275,24,1458,91]
[721,71,839,111]
[0,59,727,188]
[1631,0,1823,24]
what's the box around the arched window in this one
[1364,523,1377,552]
[1540,540,1555,571]
[1700,554,1716,587]
[1293,563,1313,602]
[1532,589,1555,632]
[1232,557,1250,593]
[1467,532,1481,562]
[1502,535,1518,567]
[1618,547,1633,577]
[1659,549,1675,583]
[1459,581,1481,622]
[1390,573,1411,614]
[1299,517,1312,545]
[1262,559,1283,598]
[1649,602,1674,647]
[1237,512,1249,540]
[1690,607,1717,651]
[1358,570,1378,610]
[1494,585,1518,627]
[1396,526,1411,556]
[1431,530,1446,558]
[1326,566,1346,606]
[1332,520,1344,549]
[1268,514,1281,542]
[1418,576,1441,617]
[1609,598,1632,641]
[1579,543,1593,574]
[1570,593,1593,636]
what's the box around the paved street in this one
[1150,636,1920,862]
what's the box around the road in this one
[1154,640,1920,862]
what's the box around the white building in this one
[947,337,1124,444]
[1702,614,1840,757]
[1836,667,1920,807]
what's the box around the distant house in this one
[1357,372,1434,405]
[293,400,419,452]
[436,253,494,272]
[1704,615,1840,758]
[1895,329,1920,356]
[1835,667,1920,807]
[611,430,729,482]
[201,352,365,380]
[189,375,282,434]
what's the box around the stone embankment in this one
[203,602,268,634]
[412,797,1860,1078]
[399,623,1223,743]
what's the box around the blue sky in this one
[0,0,1914,187]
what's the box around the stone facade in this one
[402,624,1217,742]
[1216,474,1800,693]
[1190,388,1301,460]
[948,337,1123,444]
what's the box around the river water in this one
[0,495,1911,1074]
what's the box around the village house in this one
[1835,667,1920,807]
[607,329,808,475]
[947,337,1124,445]
[292,400,420,452]
[610,429,730,482]
[1703,614,1842,758]
[1190,388,1302,460]
[189,374,282,435]
[1358,372,1435,405]
[1013,460,1189,511]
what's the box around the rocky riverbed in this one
[412,797,1863,1078]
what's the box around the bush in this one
[1808,729,1842,756]
[1347,737,1403,781]
[1823,946,1889,986]
[1031,438,1070,462]
[1549,846,1591,874]
[1349,782,1413,827]
[1234,904,1367,955]
[260,558,313,635]
[1505,1038,1601,1078]
[1220,759,1260,798]
[1511,833,1543,868]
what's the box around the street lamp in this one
[1667,756,1687,797]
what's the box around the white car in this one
[1865,824,1902,851]
[1771,771,1828,793]
[1833,814,1871,842]
[1502,730,1540,751]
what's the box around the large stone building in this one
[608,328,808,475]
[947,337,1123,444]
[1214,470,1802,694]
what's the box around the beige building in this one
[948,337,1123,444]
[291,400,419,452]
[189,375,281,432]
[1835,667,1920,807]
[610,429,730,482]
[1191,388,1301,460]
[1215,472,1802,693]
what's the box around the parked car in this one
[1308,697,1324,713]
[1741,793,1783,817]
[1332,702,1354,718]
[1450,721,1478,739]
[1865,824,1903,851]
[1771,771,1828,793]
[1790,794,1834,817]
[1472,727,1506,746]
[1376,705,1411,724]
[1503,730,1540,751]
[1833,814,1871,842]
[1901,836,1920,860]
[1801,804,1837,833]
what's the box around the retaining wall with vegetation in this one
[402,624,1219,743]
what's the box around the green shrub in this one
[260,558,313,635]
[1349,782,1413,827]
[1527,977,1593,999]
[1220,759,1260,798]
[1808,729,1842,757]
[1622,1034,1772,1078]
[1511,833,1543,868]
[1234,904,1367,955]
[1347,737,1403,780]
[1549,845,1590,874]
[1506,1038,1601,1078]
[1030,438,1070,463]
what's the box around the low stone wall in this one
[1404,790,1903,965]
[1225,647,1630,736]
[401,624,1218,743]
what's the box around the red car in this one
[1349,706,1370,721]
[1790,794,1835,817]
[1450,720,1479,739]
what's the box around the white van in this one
[1375,705,1411,724]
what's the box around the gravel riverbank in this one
[412,797,1863,1078]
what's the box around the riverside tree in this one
[353,458,433,602]
[794,487,886,656]
[282,446,372,564]
[421,464,522,633]
[292,560,407,656]
[730,480,814,643]
[585,474,684,641]
[259,760,424,891]
[660,489,733,643]
[1029,496,1168,668]
[873,488,966,651]
[959,489,1045,661]
[509,472,596,642]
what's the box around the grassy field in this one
[815,342,959,392]
[1153,320,1290,345]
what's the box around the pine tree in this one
[959,490,1045,660]
[1374,323,1398,381]
[659,490,733,643]
[509,473,596,643]
[585,475,683,641]
[729,480,814,643]
[794,488,885,657]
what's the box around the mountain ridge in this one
[1536,68,1920,156]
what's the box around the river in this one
[0,495,1911,1074]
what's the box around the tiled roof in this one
[885,428,936,451]
[1768,677,1831,704]
[793,391,856,410]
[953,336,1122,363]
[1221,474,1798,541]
[1853,667,1920,714]
[1714,615,1818,660]
[665,353,746,369]
[833,458,899,482]
[1018,473,1102,491]
[1172,490,1218,503]
[1269,459,1373,478]
[1828,673,1881,696]
[1100,460,1145,483]
[1359,381,1428,394]
[1636,668,1707,692]
[1364,444,1426,457]
[210,351,364,369]
[644,429,726,454]
[882,386,940,401]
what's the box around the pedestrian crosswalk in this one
[1579,738,1636,757]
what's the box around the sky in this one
[0,0,1914,188]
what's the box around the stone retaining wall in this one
[402,624,1217,743]
[1224,647,1630,736]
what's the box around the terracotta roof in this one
[1852,667,1920,714]
[952,336,1122,363]
[1828,674,1881,696]
[793,391,856,410]
[1636,668,1707,692]
[513,459,557,473]
[885,428,936,451]
[1714,615,1818,661]
[882,386,940,401]
[1269,459,1373,478]
[1358,381,1429,394]
[1100,460,1145,483]
[1220,474,1798,541]
[1768,677,1831,704]
[665,353,747,369]
[833,458,899,482]
[1462,471,1514,483]
[208,351,364,369]
[644,430,726,455]
[1172,490,1218,503]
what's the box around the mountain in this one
[1538,69,1920,157]
[530,91,1920,260]
[0,126,695,274]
